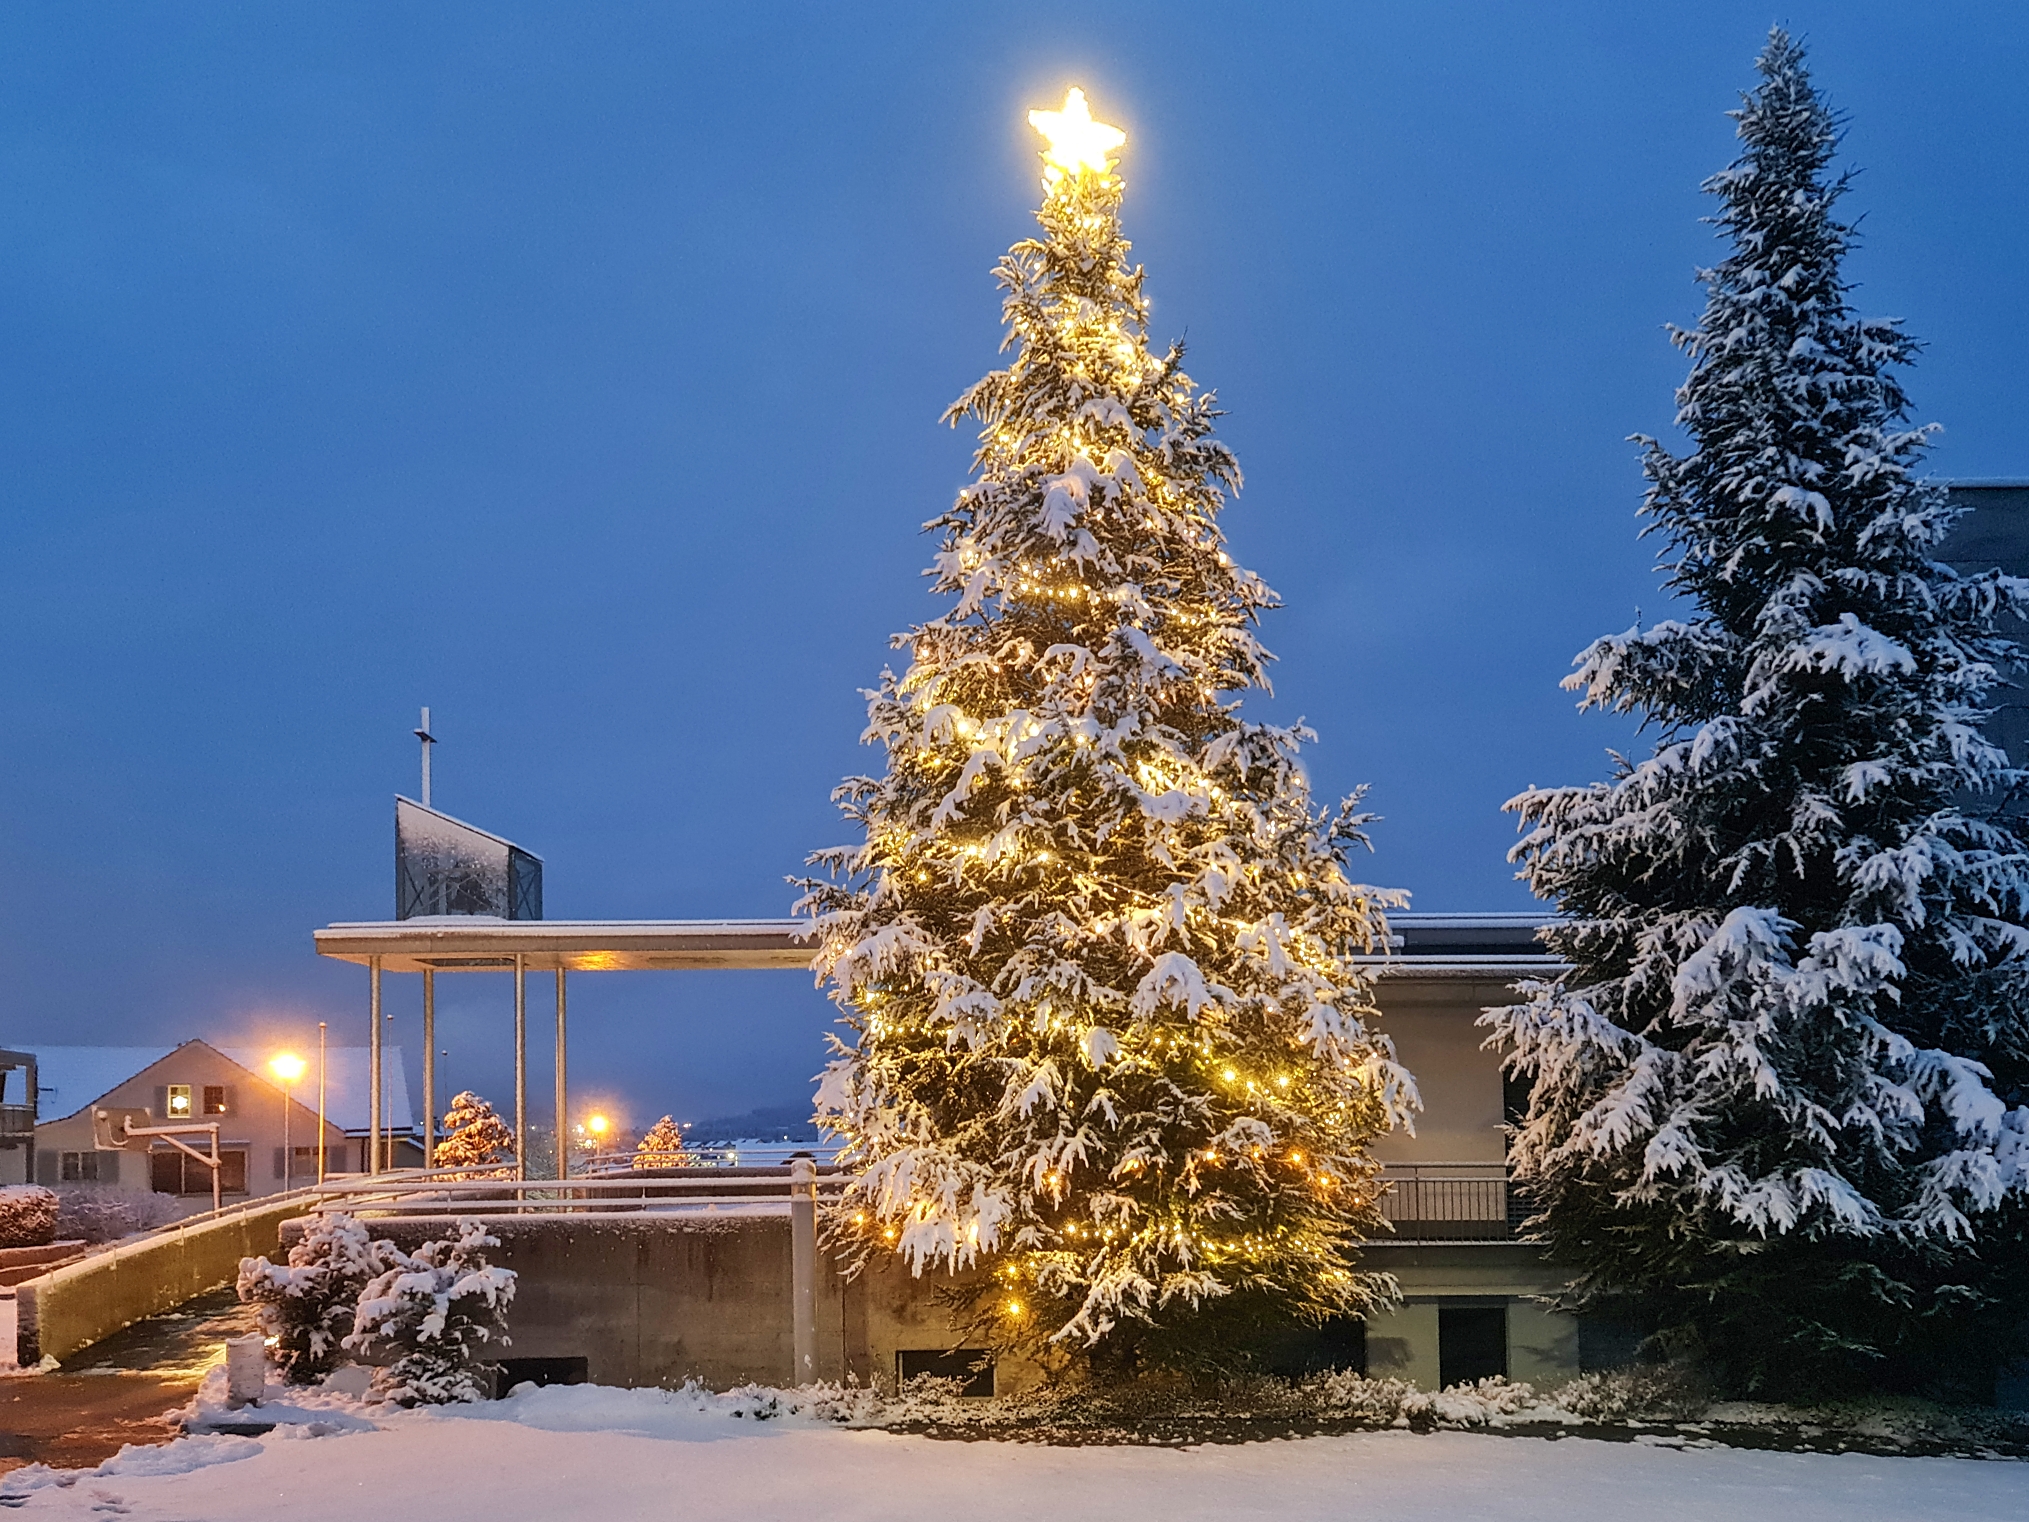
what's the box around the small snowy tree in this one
[237,1210,388,1384]
[1483,30,2029,1396]
[634,1116,692,1169]
[345,1218,515,1405]
[801,89,1413,1366]
[436,1090,515,1172]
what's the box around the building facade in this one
[0,1049,35,1186]
[30,1040,418,1208]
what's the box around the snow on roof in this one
[26,1046,172,1126]
[26,1042,414,1133]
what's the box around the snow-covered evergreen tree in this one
[802,89,1413,1362]
[237,1210,388,1384]
[634,1115,692,1169]
[1483,30,2029,1394]
[345,1218,515,1404]
[436,1090,515,1172]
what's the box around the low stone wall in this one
[18,1197,301,1365]
[302,1212,1024,1393]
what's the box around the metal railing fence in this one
[1376,1162,1514,1240]
[294,1164,849,1224]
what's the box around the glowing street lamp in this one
[271,1053,306,1192]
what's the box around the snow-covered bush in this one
[54,1188,182,1245]
[237,1211,389,1384]
[1552,1364,1709,1424]
[345,1218,515,1405]
[1298,1372,1552,1428]
[0,1185,58,1248]
[436,1091,515,1173]
[633,1116,691,1168]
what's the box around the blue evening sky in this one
[3,3,2025,1127]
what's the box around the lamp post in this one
[271,1053,306,1192]
[317,1022,328,1184]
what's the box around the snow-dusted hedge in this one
[54,1188,183,1245]
[344,1218,516,1405]
[0,1185,58,1248]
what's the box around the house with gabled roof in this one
[27,1039,418,1206]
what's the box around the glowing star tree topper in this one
[1027,87,1125,183]
[802,85,1412,1369]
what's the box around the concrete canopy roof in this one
[313,917,817,974]
[312,912,1564,978]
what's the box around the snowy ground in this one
[2,1381,2022,1522]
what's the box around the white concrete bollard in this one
[0,1291,16,1371]
[224,1333,266,1407]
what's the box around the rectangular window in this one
[202,1086,229,1116]
[165,1084,193,1119]
[896,1348,994,1396]
[150,1147,248,1196]
[60,1151,101,1183]
[1438,1304,1508,1389]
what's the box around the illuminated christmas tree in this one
[436,1090,515,1172]
[633,1115,693,1168]
[804,90,1413,1362]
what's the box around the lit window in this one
[166,1084,193,1118]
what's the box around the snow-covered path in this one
[4,1384,2022,1522]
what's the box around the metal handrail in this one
[293,1165,849,1221]
[1376,1160,1512,1238]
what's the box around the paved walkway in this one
[0,1286,251,1475]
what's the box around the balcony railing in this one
[1377,1162,1521,1240]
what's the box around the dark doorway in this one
[1438,1304,1508,1388]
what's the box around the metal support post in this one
[422,970,436,1169]
[514,954,528,1182]
[553,968,568,1181]
[368,957,383,1176]
[789,1153,817,1386]
[317,1021,328,1184]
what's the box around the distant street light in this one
[271,1053,306,1191]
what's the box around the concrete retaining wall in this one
[309,1218,1580,1395]
[314,1213,1028,1394]
[18,1196,303,1365]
